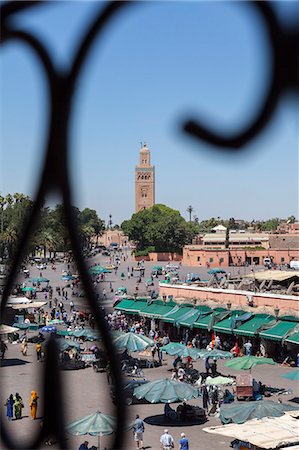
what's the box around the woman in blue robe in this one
[5,394,14,421]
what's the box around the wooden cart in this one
[236,374,253,400]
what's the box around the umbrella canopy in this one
[57,339,81,352]
[13,322,39,330]
[224,356,275,371]
[41,325,57,333]
[161,343,201,360]
[29,277,50,283]
[208,268,226,275]
[61,275,77,281]
[219,400,298,424]
[199,349,233,360]
[72,329,100,341]
[134,378,199,403]
[89,265,111,275]
[281,370,299,381]
[0,324,20,335]
[161,342,188,355]
[205,376,235,386]
[67,410,116,436]
[7,297,31,305]
[21,286,36,292]
[57,330,73,336]
[113,332,154,352]
[48,319,64,325]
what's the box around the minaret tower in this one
[135,142,155,212]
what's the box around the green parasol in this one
[72,329,100,341]
[67,410,116,450]
[57,339,81,352]
[161,342,201,360]
[224,356,275,371]
[160,342,187,355]
[208,268,226,275]
[21,286,36,292]
[199,349,233,360]
[220,400,298,424]
[113,332,153,352]
[28,277,50,283]
[57,330,73,336]
[205,376,235,386]
[134,378,199,403]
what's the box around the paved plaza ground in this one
[1,253,298,450]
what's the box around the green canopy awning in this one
[162,306,194,324]
[152,266,162,271]
[259,321,298,342]
[234,314,275,337]
[114,299,148,314]
[139,301,176,318]
[193,313,216,330]
[177,306,212,328]
[284,331,299,345]
[213,310,245,335]
[193,309,228,330]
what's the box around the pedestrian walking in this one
[103,289,106,300]
[13,393,24,419]
[105,361,112,384]
[205,357,211,375]
[36,342,42,361]
[5,394,14,421]
[211,358,218,376]
[179,432,189,450]
[160,429,174,450]
[21,338,27,356]
[29,390,39,420]
[133,414,145,450]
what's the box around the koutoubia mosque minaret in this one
[135,142,155,212]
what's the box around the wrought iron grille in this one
[0,1,298,449]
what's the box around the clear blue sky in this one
[1,1,298,225]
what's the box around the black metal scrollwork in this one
[0,1,298,449]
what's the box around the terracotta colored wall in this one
[159,283,299,312]
[182,247,299,267]
[134,252,182,262]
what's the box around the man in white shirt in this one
[244,340,252,356]
[160,429,174,450]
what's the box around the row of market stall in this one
[114,298,299,353]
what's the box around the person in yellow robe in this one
[29,390,39,419]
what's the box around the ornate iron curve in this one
[0,1,298,449]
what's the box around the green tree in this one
[260,218,281,231]
[121,204,195,253]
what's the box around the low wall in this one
[159,283,299,312]
[134,253,182,262]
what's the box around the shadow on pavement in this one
[289,397,299,404]
[144,414,207,427]
[0,358,31,367]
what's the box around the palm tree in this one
[38,230,57,259]
[1,226,17,257]
[80,225,95,250]
[5,194,14,206]
[186,205,193,222]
